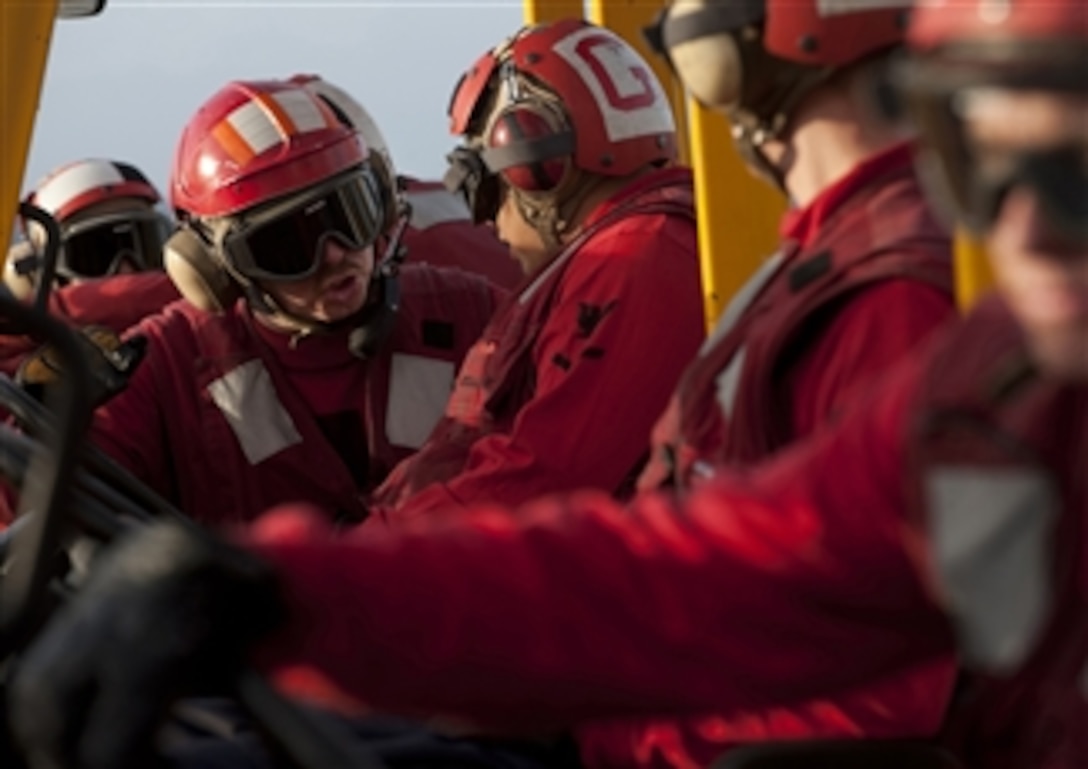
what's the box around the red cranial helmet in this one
[648,0,911,109]
[164,79,390,321]
[444,18,677,238]
[898,0,1088,240]
[909,0,1087,55]
[170,79,366,219]
[645,0,910,187]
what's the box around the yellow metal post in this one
[688,103,784,327]
[954,230,995,311]
[523,0,584,25]
[587,0,689,163]
[589,0,785,329]
[0,0,59,264]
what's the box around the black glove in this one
[7,520,285,769]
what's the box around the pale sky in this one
[24,1,529,201]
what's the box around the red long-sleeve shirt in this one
[775,143,955,440]
[373,168,704,522]
[242,302,1086,769]
[249,344,943,723]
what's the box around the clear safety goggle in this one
[219,168,385,282]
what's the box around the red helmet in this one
[910,0,1088,54]
[898,0,1088,240]
[445,18,676,224]
[170,79,365,219]
[765,0,909,67]
[647,0,911,110]
[28,158,159,223]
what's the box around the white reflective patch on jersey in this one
[386,353,456,449]
[208,359,302,464]
[35,161,125,215]
[715,346,747,421]
[816,0,911,17]
[927,466,1059,673]
[552,26,675,142]
[407,188,471,230]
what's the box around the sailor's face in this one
[966,90,1088,380]
[262,237,375,324]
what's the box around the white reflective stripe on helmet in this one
[207,359,302,464]
[406,188,471,230]
[34,160,127,216]
[295,75,395,177]
[927,465,1059,673]
[385,353,456,449]
[214,88,337,166]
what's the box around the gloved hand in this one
[14,324,147,408]
[8,520,285,769]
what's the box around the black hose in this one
[17,204,60,319]
[0,375,183,521]
[0,292,91,655]
[0,355,387,769]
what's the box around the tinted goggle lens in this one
[62,215,161,278]
[967,144,1088,242]
[227,174,383,281]
[910,88,1088,243]
[898,56,1088,244]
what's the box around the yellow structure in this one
[523,0,584,25]
[0,0,60,258]
[687,107,784,326]
[954,232,996,310]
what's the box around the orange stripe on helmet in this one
[211,118,257,166]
